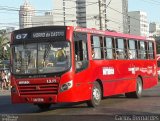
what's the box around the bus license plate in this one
[32,98,44,102]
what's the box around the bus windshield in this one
[12,41,71,74]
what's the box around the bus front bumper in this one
[11,93,58,104]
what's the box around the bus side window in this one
[148,42,154,59]
[74,32,88,72]
[138,41,147,59]
[115,38,126,59]
[128,39,137,59]
[91,36,104,59]
[104,37,114,59]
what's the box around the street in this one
[0,83,160,121]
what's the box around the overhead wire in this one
[0,0,154,32]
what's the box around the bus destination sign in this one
[32,31,65,39]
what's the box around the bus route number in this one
[16,33,28,40]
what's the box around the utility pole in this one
[104,0,107,30]
[98,0,102,30]
[128,15,131,34]
[63,0,66,26]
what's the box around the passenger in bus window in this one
[119,51,124,59]
[128,50,133,59]
[115,50,120,59]
[55,48,66,62]
[75,53,80,61]
[75,52,83,70]
[76,61,83,69]
[128,50,136,59]
[92,48,95,58]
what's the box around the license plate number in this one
[32,98,44,102]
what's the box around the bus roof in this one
[13,26,153,41]
[74,26,153,41]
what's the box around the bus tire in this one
[37,104,51,110]
[125,77,143,98]
[87,81,102,107]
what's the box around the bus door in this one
[73,32,91,101]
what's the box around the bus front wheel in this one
[37,104,51,110]
[125,77,143,98]
[87,81,102,107]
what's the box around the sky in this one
[0,0,159,28]
[128,0,160,22]
[0,0,53,28]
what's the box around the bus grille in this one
[18,83,59,95]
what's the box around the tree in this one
[0,29,10,61]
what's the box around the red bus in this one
[11,26,158,110]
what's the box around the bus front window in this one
[38,42,71,73]
[13,44,37,74]
[12,41,71,74]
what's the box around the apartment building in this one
[19,0,35,29]
[128,11,149,37]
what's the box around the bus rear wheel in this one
[37,104,51,110]
[125,77,143,98]
[87,81,102,107]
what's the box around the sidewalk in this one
[0,89,11,96]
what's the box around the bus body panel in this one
[87,59,157,97]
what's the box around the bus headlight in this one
[60,80,73,92]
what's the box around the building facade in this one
[149,22,160,36]
[32,12,54,27]
[19,0,35,29]
[76,0,128,32]
[128,11,149,37]
[53,0,77,26]
[19,0,128,33]
[53,0,128,32]
[76,0,87,27]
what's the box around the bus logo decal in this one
[19,81,30,85]
[128,67,136,74]
[128,67,140,74]
[103,67,114,75]
[35,86,40,90]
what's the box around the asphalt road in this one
[0,83,160,121]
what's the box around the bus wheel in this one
[125,77,143,98]
[87,81,102,107]
[37,104,51,110]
